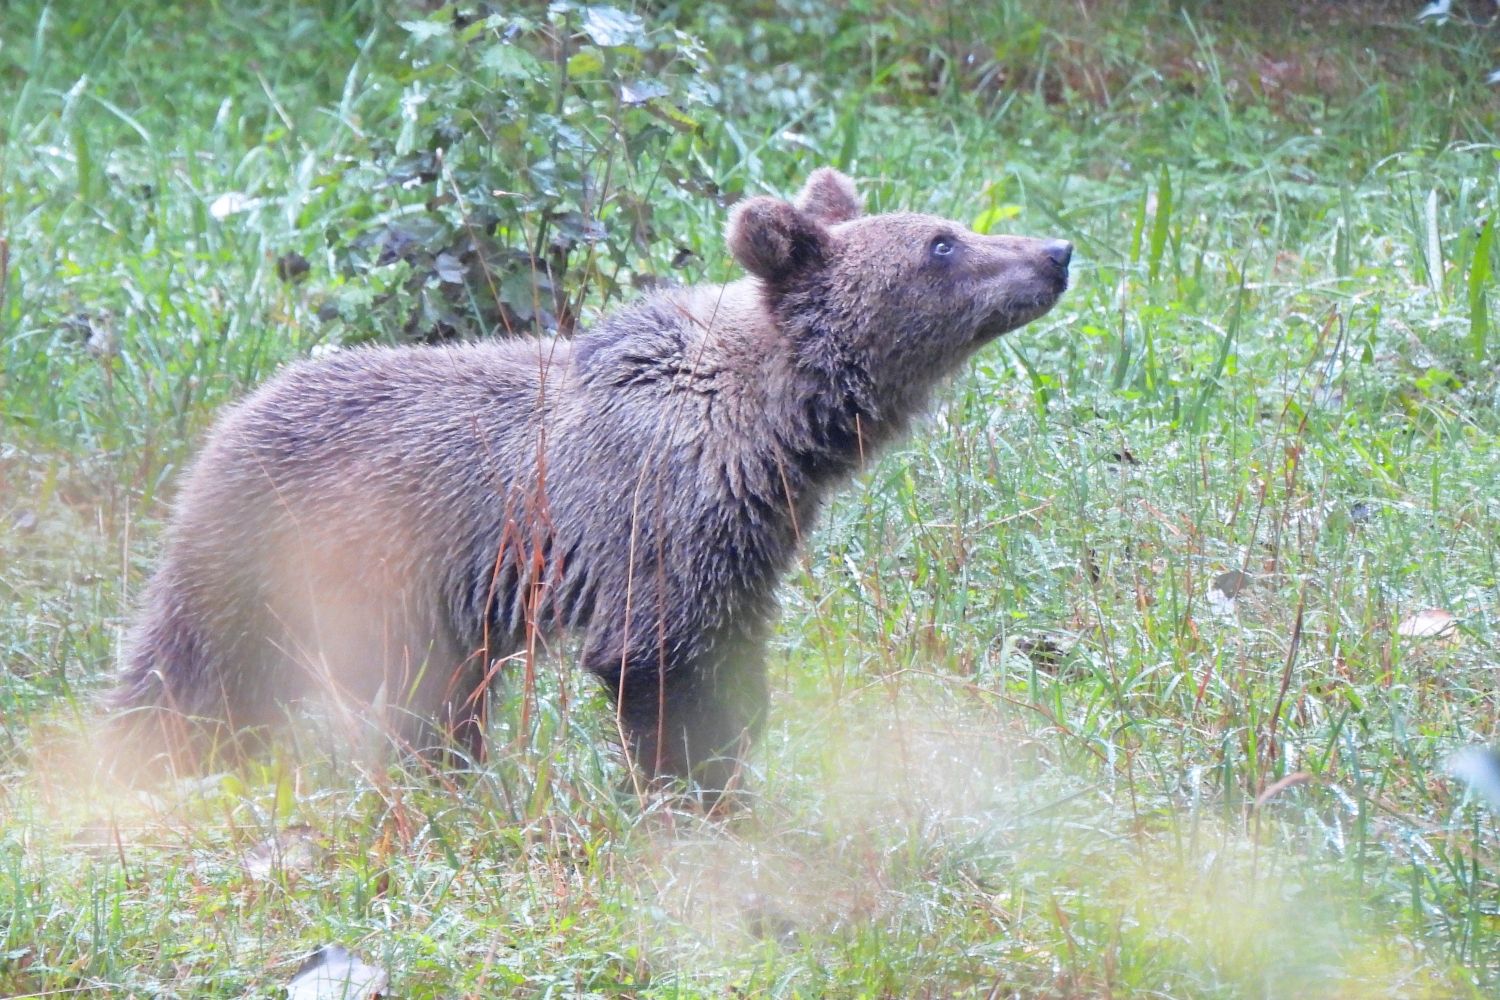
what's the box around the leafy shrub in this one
[321,1,722,343]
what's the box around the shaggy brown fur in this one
[112,168,1071,797]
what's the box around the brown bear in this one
[111,167,1070,798]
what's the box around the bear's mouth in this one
[974,287,1065,343]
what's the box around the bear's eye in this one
[930,237,956,259]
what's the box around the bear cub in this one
[112,167,1071,799]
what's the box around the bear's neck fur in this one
[662,275,914,490]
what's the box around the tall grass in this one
[2,0,1499,995]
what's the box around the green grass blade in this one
[1129,185,1147,267]
[1148,167,1172,284]
[1468,216,1493,362]
[1426,187,1443,301]
[1183,270,1245,433]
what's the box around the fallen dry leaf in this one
[1207,570,1250,617]
[1212,570,1251,599]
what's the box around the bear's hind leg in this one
[110,575,283,779]
[384,633,503,768]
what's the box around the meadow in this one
[2,1,1499,995]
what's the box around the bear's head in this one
[726,168,1070,427]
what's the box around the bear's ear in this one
[726,196,831,284]
[795,167,863,225]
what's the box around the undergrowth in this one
[2,0,1499,996]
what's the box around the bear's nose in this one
[1044,240,1073,270]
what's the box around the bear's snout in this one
[1032,238,1072,298]
[1043,239,1073,271]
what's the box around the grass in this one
[3,0,1500,995]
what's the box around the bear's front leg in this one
[604,640,769,805]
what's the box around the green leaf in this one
[579,5,646,48]
[971,204,1021,235]
[481,44,544,80]
[643,101,700,134]
[400,18,451,43]
[566,48,605,79]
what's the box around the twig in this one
[1264,583,1307,776]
